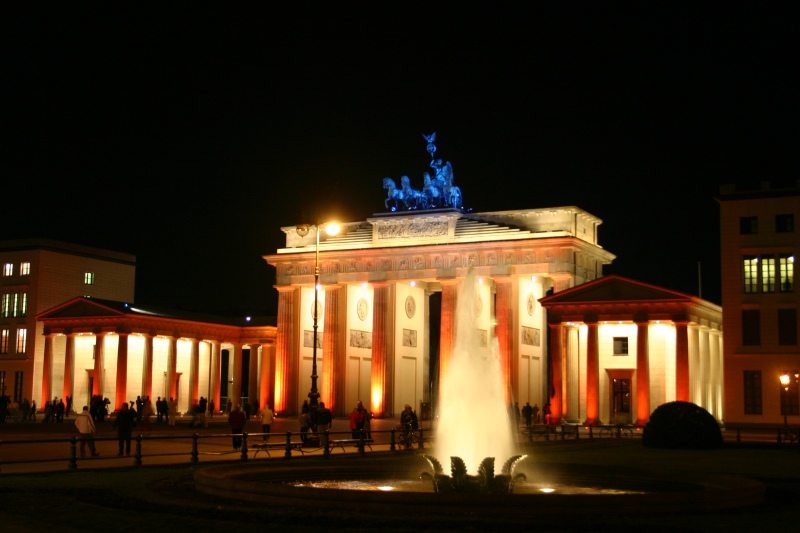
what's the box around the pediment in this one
[37,298,125,319]
[541,276,695,305]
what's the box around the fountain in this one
[433,268,517,475]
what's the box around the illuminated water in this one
[434,268,516,473]
[287,479,645,495]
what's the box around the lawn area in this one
[0,440,798,532]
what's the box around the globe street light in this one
[296,222,341,411]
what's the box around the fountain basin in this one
[194,453,764,516]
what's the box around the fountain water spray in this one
[433,268,517,474]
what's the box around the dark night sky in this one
[3,4,798,315]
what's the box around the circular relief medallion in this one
[527,293,535,316]
[310,300,322,321]
[474,294,483,317]
[405,295,416,318]
[357,298,369,321]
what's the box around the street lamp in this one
[296,222,341,411]
[779,372,799,426]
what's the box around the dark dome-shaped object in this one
[642,401,723,449]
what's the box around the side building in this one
[718,182,799,426]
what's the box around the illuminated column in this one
[248,343,260,409]
[189,338,200,408]
[274,286,298,414]
[675,321,690,401]
[566,326,579,422]
[322,284,344,413]
[438,280,459,381]
[114,332,130,411]
[142,334,154,399]
[547,322,563,423]
[585,321,600,425]
[494,278,514,405]
[231,342,243,408]
[370,283,389,417]
[688,324,700,404]
[41,333,53,407]
[94,334,106,397]
[699,326,710,410]
[167,337,178,400]
[209,340,221,413]
[258,343,273,411]
[635,321,650,426]
[62,333,75,411]
[712,331,724,421]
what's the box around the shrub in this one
[642,401,723,449]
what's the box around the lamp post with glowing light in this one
[296,222,341,411]
[779,371,799,427]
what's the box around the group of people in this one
[0,396,39,422]
[297,400,338,446]
[520,401,541,428]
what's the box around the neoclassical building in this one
[263,207,615,418]
[36,297,276,415]
[540,275,724,425]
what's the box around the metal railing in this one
[0,427,431,473]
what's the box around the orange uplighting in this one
[273,372,284,411]
[371,387,383,414]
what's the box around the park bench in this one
[598,424,635,438]
[524,425,549,442]
[559,424,580,439]
[329,438,374,453]
[250,441,306,458]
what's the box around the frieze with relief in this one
[376,220,449,240]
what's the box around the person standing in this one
[260,405,274,441]
[198,396,208,428]
[29,400,37,421]
[168,397,177,426]
[112,402,136,455]
[349,401,367,439]
[522,402,533,428]
[532,403,541,424]
[228,404,246,450]
[74,406,99,457]
[315,402,332,448]
[299,410,311,443]
[65,395,73,417]
[208,399,215,419]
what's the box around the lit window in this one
[740,216,758,235]
[84,272,95,285]
[20,293,27,317]
[780,255,795,292]
[16,328,27,354]
[776,214,794,233]
[743,370,762,415]
[1,294,9,319]
[0,329,9,354]
[11,293,19,317]
[20,262,30,276]
[613,337,629,355]
[762,257,776,293]
[2,263,12,276]
[743,256,758,293]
